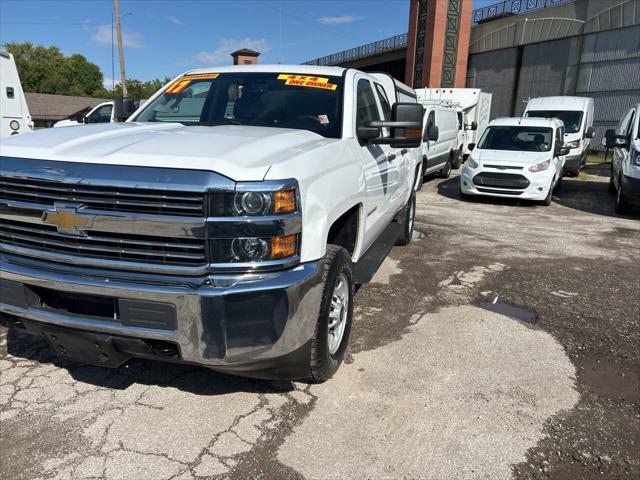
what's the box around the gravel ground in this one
[1,162,638,479]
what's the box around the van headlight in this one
[466,157,479,169]
[564,140,579,149]
[528,159,550,173]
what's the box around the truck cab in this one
[53,101,115,128]
[0,51,33,137]
[0,65,422,382]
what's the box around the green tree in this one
[3,41,105,97]
[112,77,173,100]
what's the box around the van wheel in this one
[439,156,452,178]
[451,148,463,169]
[615,178,631,214]
[540,185,553,206]
[308,245,354,383]
[396,191,416,246]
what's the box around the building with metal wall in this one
[306,0,640,146]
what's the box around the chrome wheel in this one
[328,273,349,355]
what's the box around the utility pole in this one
[114,0,127,96]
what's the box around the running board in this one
[353,222,402,284]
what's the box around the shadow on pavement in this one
[5,328,295,395]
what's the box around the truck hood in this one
[0,122,337,181]
[474,149,551,166]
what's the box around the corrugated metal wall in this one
[466,47,520,118]
[467,22,640,149]
[576,24,640,146]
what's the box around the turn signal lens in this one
[271,234,297,259]
[405,128,421,138]
[274,190,296,214]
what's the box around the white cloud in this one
[195,38,270,66]
[88,24,145,49]
[317,15,362,25]
[102,77,121,89]
[167,16,184,27]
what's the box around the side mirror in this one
[585,126,595,139]
[363,102,423,148]
[466,121,478,131]
[605,128,629,149]
[114,96,136,122]
[425,125,439,142]
[558,145,571,156]
[74,112,85,123]
[357,126,381,146]
[467,143,476,151]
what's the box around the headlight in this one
[631,148,640,167]
[466,157,479,169]
[564,140,579,149]
[232,190,296,216]
[528,159,550,173]
[211,234,298,263]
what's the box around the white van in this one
[0,51,33,137]
[524,96,594,176]
[416,88,491,157]
[420,104,459,178]
[606,103,640,214]
[461,117,568,206]
[53,101,114,127]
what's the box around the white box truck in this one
[0,51,33,137]
[416,88,492,158]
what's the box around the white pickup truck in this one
[0,65,423,382]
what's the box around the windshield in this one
[134,72,343,138]
[478,126,553,152]
[526,110,583,134]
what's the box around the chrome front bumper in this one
[0,253,324,379]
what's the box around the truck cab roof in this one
[184,64,347,77]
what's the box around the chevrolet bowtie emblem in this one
[42,204,95,236]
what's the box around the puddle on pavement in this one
[479,302,538,324]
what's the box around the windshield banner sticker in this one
[277,74,337,90]
[165,73,220,94]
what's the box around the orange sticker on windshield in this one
[277,74,337,90]
[165,73,220,94]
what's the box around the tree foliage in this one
[4,41,173,100]
[4,42,106,97]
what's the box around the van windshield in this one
[134,72,343,138]
[526,110,583,134]
[478,126,553,152]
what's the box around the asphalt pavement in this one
[1,162,638,480]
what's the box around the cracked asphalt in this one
[1,161,639,479]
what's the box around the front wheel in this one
[396,191,416,246]
[307,245,354,383]
[615,178,631,214]
[439,156,452,178]
[540,183,553,206]
[451,148,463,169]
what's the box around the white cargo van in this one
[416,88,491,157]
[524,96,594,176]
[420,104,459,178]
[0,51,33,137]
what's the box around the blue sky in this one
[0,0,493,86]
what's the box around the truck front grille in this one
[0,219,206,266]
[0,177,204,216]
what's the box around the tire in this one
[615,177,631,214]
[608,173,616,194]
[416,164,424,191]
[308,245,354,383]
[396,191,416,246]
[554,175,562,191]
[439,155,452,178]
[539,184,553,206]
[451,148,463,169]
